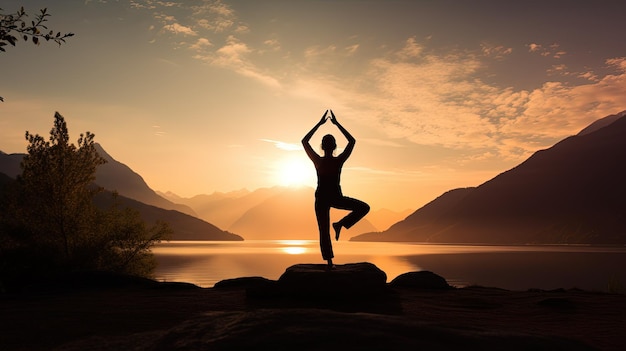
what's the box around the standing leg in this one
[315,198,334,264]
[332,196,370,240]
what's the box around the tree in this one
[1,6,74,102]
[0,112,171,289]
[0,6,74,52]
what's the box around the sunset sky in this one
[2,0,626,211]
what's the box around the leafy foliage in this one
[1,6,74,102]
[0,6,74,52]
[0,113,171,289]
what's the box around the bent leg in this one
[315,199,333,260]
[333,196,370,229]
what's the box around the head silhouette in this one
[321,134,336,154]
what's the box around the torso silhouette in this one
[313,155,346,200]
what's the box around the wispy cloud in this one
[152,125,166,137]
[130,0,279,87]
[310,39,626,162]
[526,42,566,59]
[162,22,197,36]
[260,139,302,151]
[480,42,513,60]
[127,1,626,164]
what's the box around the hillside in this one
[160,188,277,230]
[0,151,22,178]
[353,188,475,242]
[94,191,242,241]
[0,146,239,241]
[0,145,197,217]
[353,111,626,244]
[93,144,197,217]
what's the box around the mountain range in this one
[1,144,400,241]
[352,110,626,244]
[160,186,401,240]
[0,145,241,241]
[230,186,377,240]
[3,110,625,244]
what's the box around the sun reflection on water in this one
[276,240,312,255]
[282,246,307,255]
[152,241,626,290]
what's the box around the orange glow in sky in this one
[2,1,626,211]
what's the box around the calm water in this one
[152,240,626,292]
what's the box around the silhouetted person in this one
[302,110,370,269]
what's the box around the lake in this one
[152,240,626,292]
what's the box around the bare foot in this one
[333,222,342,241]
[326,259,335,271]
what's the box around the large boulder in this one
[245,262,397,314]
[389,271,452,290]
[277,262,387,296]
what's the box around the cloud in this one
[162,22,197,36]
[343,39,497,150]
[210,36,281,88]
[396,37,423,59]
[527,42,566,59]
[345,44,360,55]
[152,125,166,137]
[310,38,626,163]
[131,0,280,87]
[481,42,513,60]
[260,139,302,151]
[189,37,212,50]
[129,2,626,163]
[607,57,626,70]
[263,39,281,51]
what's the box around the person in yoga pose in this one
[302,109,370,269]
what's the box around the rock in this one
[245,262,399,314]
[389,271,452,289]
[214,276,275,290]
[277,262,388,296]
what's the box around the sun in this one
[275,156,315,187]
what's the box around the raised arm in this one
[302,110,328,160]
[329,110,355,160]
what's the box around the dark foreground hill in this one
[353,111,626,244]
[1,264,623,350]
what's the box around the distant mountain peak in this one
[92,143,198,217]
[577,110,626,136]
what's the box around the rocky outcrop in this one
[228,262,397,314]
[389,271,453,290]
[213,276,275,290]
[277,262,387,295]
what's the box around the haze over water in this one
[153,241,626,292]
